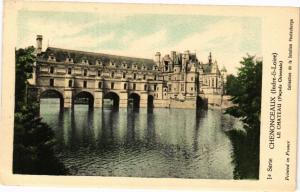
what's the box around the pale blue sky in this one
[17,10,261,74]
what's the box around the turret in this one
[36,35,43,54]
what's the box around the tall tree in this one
[13,46,67,175]
[225,55,262,179]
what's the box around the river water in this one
[40,98,243,179]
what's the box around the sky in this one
[17,10,261,74]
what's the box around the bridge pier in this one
[64,89,73,109]
[94,91,103,108]
[119,92,128,108]
[140,93,148,108]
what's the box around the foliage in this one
[13,47,67,175]
[225,55,262,179]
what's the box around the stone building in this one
[30,35,227,110]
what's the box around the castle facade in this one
[30,35,227,109]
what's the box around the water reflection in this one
[40,98,243,179]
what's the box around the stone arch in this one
[74,91,94,109]
[128,93,140,109]
[103,91,120,109]
[40,89,64,110]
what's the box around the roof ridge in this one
[46,46,154,62]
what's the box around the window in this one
[168,85,172,91]
[133,73,136,79]
[181,84,184,91]
[143,75,146,80]
[49,79,54,87]
[98,82,102,89]
[124,83,127,90]
[68,68,72,75]
[191,87,194,91]
[123,73,126,78]
[111,82,114,89]
[144,84,147,91]
[98,70,101,77]
[212,78,214,87]
[111,72,114,78]
[84,69,87,76]
[83,81,87,88]
[191,77,194,81]
[133,83,136,90]
[68,80,72,87]
[50,66,54,74]
[154,84,157,91]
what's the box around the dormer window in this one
[109,61,115,68]
[66,57,73,63]
[82,59,88,65]
[96,60,103,66]
[132,64,137,70]
[142,65,146,70]
[48,54,56,62]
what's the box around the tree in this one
[225,55,262,179]
[13,46,67,175]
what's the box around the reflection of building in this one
[30,35,227,109]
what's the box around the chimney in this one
[36,35,43,54]
[155,52,161,66]
[170,51,176,61]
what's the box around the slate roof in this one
[38,47,156,69]
[202,63,212,73]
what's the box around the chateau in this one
[30,35,227,109]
